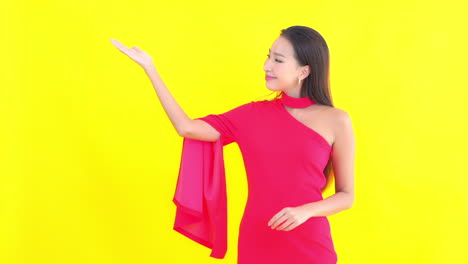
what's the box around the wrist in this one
[301,202,317,219]
[143,63,157,73]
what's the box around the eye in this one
[266,54,283,63]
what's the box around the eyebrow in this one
[269,48,286,58]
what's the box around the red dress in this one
[174,92,337,263]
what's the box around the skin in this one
[264,36,355,231]
[110,36,355,232]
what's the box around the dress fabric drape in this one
[172,99,337,263]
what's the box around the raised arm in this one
[145,65,221,141]
[110,38,220,142]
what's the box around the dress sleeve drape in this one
[172,136,229,259]
[172,101,254,259]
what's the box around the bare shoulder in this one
[328,107,354,145]
[329,107,351,123]
[314,105,350,123]
[314,105,353,143]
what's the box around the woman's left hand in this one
[267,205,313,231]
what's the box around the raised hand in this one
[110,38,155,70]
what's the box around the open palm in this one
[110,38,154,70]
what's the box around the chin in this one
[265,83,283,92]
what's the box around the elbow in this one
[177,120,193,138]
[178,127,189,138]
[346,200,354,210]
[340,191,354,210]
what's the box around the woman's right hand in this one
[110,38,155,70]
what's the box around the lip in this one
[265,75,276,80]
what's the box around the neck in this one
[278,90,316,108]
[282,90,301,98]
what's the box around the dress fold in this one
[172,137,228,259]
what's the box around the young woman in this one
[111,25,355,264]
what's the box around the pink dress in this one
[173,94,337,263]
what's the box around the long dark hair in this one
[259,25,335,193]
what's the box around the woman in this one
[111,25,355,264]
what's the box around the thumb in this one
[133,46,142,52]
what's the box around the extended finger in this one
[275,217,295,230]
[268,211,285,227]
[110,39,133,54]
[282,221,298,231]
[270,214,288,229]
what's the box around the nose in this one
[263,59,270,72]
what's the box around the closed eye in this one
[266,54,283,63]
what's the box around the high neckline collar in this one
[278,91,316,108]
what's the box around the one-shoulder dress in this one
[194,98,337,264]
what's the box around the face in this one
[263,36,310,93]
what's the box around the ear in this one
[301,65,311,79]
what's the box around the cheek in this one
[274,65,293,82]
[272,64,284,75]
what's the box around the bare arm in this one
[144,65,220,141]
[109,39,220,142]
[302,109,355,217]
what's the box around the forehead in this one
[269,36,293,56]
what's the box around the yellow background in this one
[1,0,467,263]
